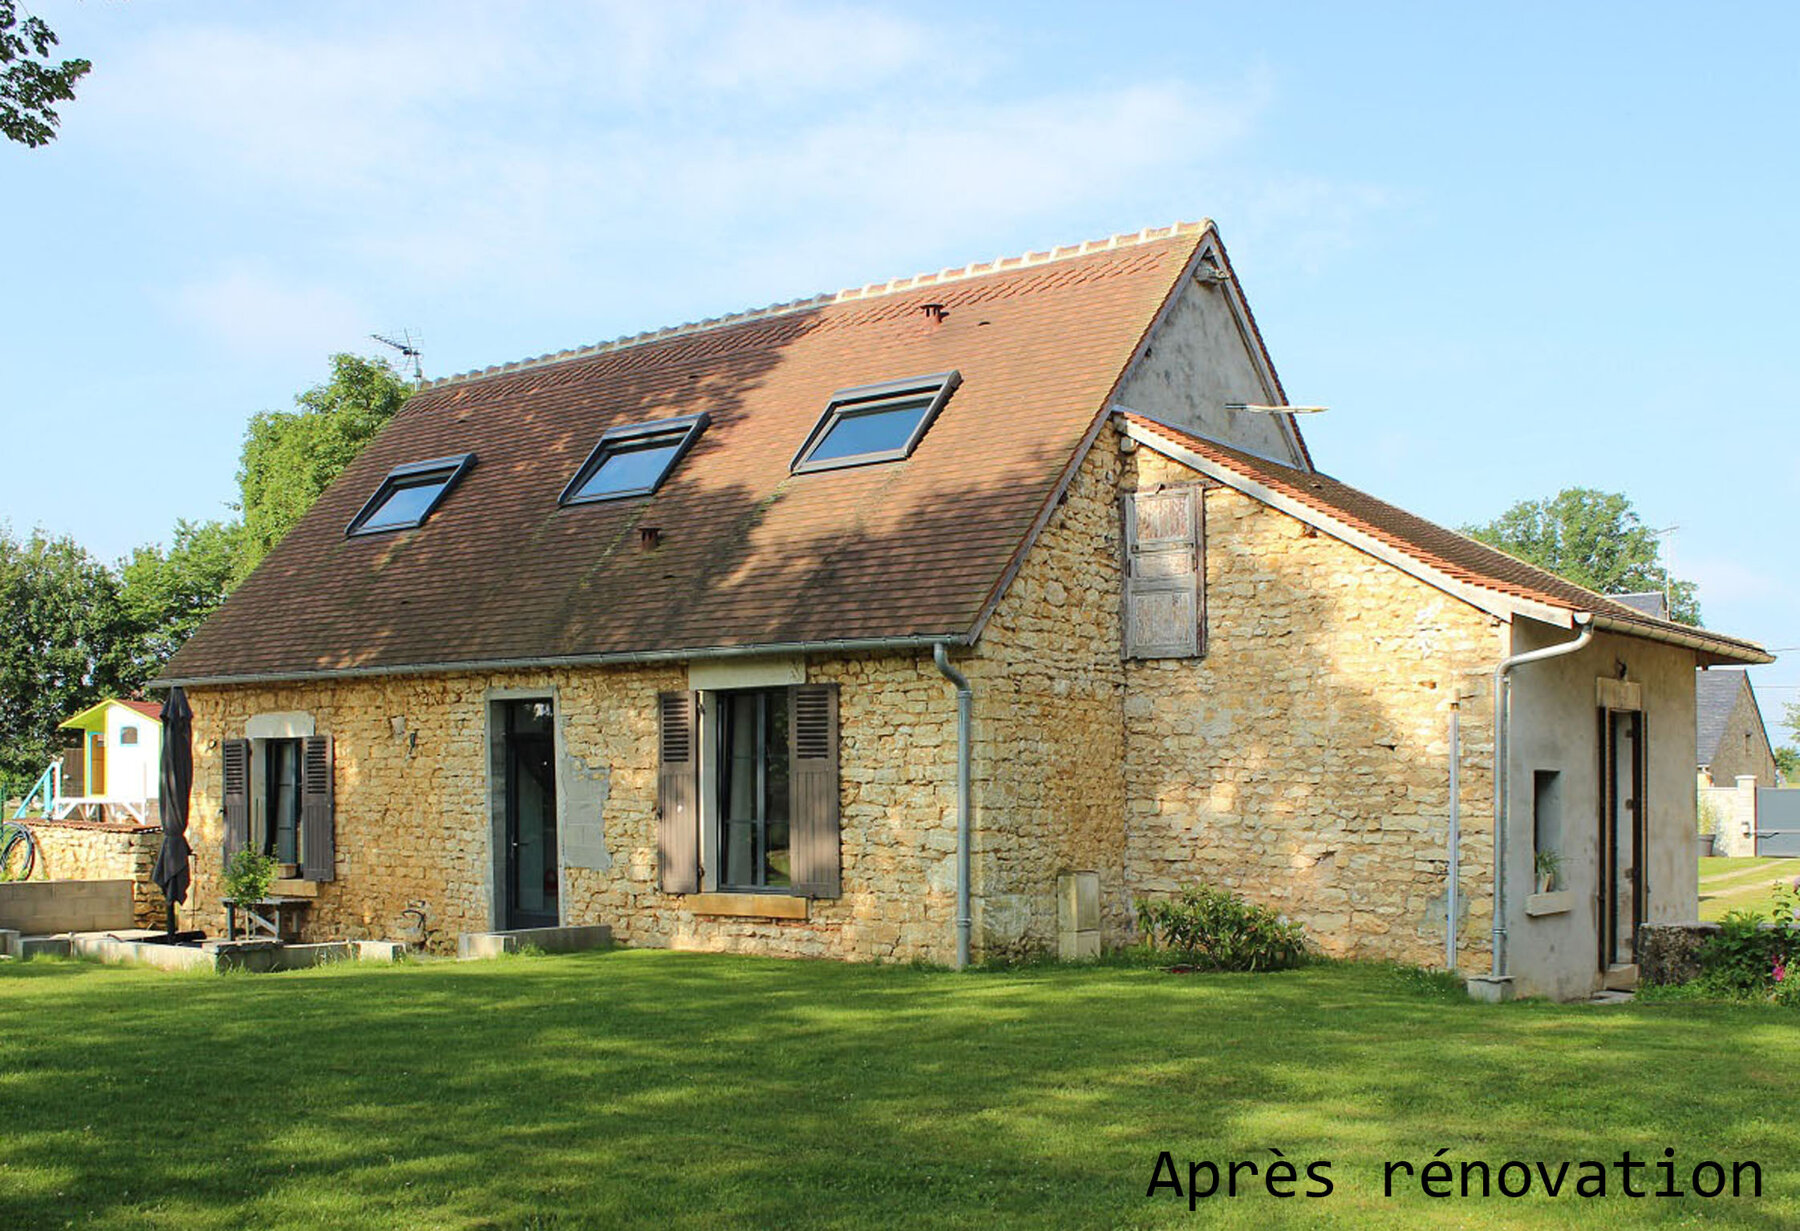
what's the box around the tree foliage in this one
[0,526,128,786]
[1,0,89,148]
[237,353,412,576]
[116,519,246,686]
[1463,487,1700,625]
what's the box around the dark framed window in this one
[790,371,961,474]
[264,738,303,866]
[346,454,475,536]
[717,689,792,890]
[561,413,709,505]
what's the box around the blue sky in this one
[4,2,1796,716]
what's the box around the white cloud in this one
[76,3,1392,370]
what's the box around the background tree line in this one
[0,355,411,791]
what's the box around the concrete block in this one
[354,940,409,962]
[273,942,355,971]
[0,929,18,959]
[1465,975,1515,1003]
[21,935,71,958]
[457,924,612,959]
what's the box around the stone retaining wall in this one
[21,818,165,928]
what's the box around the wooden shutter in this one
[1123,486,1203,658]
[300,735,335,881]
[788,684,841,899]
[657,691,700,894]
[222,738,251,861]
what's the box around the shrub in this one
[1135,883,1308,972]
[221,849,278,905]
[1694,878,1800,1002]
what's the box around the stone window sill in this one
[686,893,808,920]
[271,878,321,899]
[1526,890,1574,917]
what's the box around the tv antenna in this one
[371,330,424,383]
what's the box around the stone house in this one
[1695,669,1778,788]
[155,222,1771,999]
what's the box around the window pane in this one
[764,700,790,886]
[360,477,449,530]
[574,435,685,500]
[269,740,300,865]
[807,397,932,462]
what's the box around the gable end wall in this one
[1122,448,1503,971]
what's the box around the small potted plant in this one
[1697,798,1721,859]
[1533,849,1563,895]
[221,849,279,938]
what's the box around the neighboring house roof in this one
[1119,414,1774,667]
[59,698,164,732]
[1695,669,1775,767]
[1612,591,1669,620]
[161,224,1246,686]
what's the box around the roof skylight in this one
[791,371,961,475]
[345,455,475,536]
[561,413,708,505]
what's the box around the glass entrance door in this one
[503,700,558,929]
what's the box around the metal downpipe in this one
[933,643,973,971]
[1490,615,1594,979]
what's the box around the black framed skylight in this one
[790,371,961,474]
[560,413,709,506]
[345,454,475,536]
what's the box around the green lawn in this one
[2,952,1797,1230]
[1699,856,1799,922]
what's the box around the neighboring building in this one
[1613,592,1669,621]
[154,222,1772,999]
[1696,669,1779,787]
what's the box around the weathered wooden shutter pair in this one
[1123,485,1204,659]
[657,685,840,898]
[221,736,335,881]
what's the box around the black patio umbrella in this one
[151,686,194,932]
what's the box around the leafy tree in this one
[0,526,128,788]
[116,519,245,688]
[1463,488,1700,625]
[236,353,412,576]
[1,0,89,148]
[1774,743,1799,785]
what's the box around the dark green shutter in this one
[788,684,840,899]
[300,735,335,881]
[657,692,700,894]
[222,738,250,861]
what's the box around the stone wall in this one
[963,435,1130,956]
[185,654,965,961]
[1701,777,1758,857]
[24,818,164,928]
[1120,447,1504,970]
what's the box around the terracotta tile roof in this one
[161,227,1213,684]
[1122,414,1774,665]
[119,699,164,721]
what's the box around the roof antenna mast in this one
[371,330,424,384]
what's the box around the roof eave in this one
[1586,614,1774,667]
[149,632,977,691]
